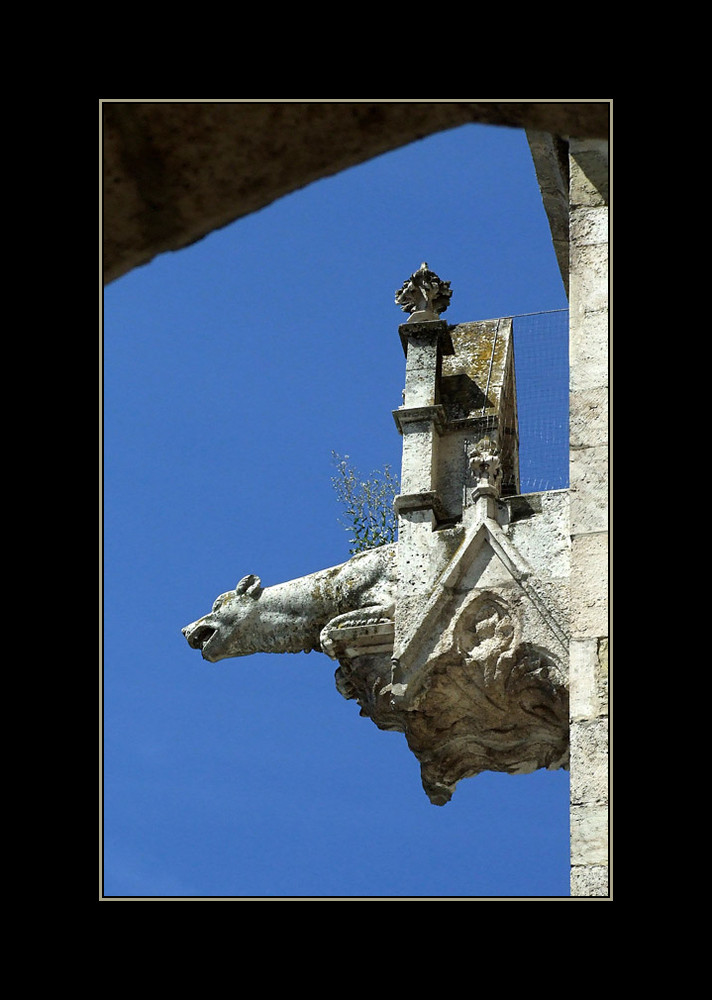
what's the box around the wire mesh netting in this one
[512,310,569,494]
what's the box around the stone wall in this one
[567,139,609,897]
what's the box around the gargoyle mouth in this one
[183,624,217,653]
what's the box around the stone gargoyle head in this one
[182,574,265,662]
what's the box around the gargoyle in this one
[182,544,397,662]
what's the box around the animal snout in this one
[182,620,217,651]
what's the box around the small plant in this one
[331,452,399,555]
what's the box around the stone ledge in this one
[392,405,447,435]
[394,491,448,522]
[327,621,395,659]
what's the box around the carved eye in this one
[212,596,225,612]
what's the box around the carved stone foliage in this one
[468,437,502,496]
[395,262,452,321]
[334,591,569,806]
[408,592,568,804]
[334,650,401,731]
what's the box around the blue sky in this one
[102,116,571,899]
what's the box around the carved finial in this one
[395,262,452,323]
[468,437,502,497]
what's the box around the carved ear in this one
[235,574,262,598]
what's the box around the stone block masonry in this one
[567,137,609,897]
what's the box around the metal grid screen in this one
[512,309,569,494]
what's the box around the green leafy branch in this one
[331,452,399,555]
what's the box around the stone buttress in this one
[327,265,571,805]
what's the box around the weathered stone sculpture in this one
[395,261,452,322]
[182,267,570,806]
[182,544,397,661]
[468,437,502,495]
